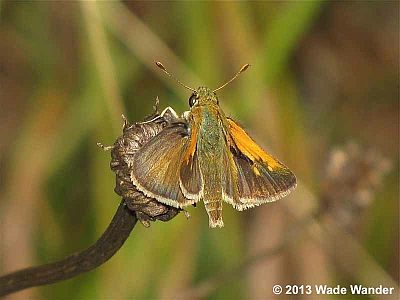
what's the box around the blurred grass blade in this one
[81,0,125,133]
[99,1,201,98]
[258,0,323,85]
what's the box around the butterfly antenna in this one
[213,64,250,93]
[155,61,196,92]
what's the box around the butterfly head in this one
[188,87,218,107]
[155,61,250,109]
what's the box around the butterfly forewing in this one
[130,123,196,207]
[222,118,296,210]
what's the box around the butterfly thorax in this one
[189,87,224,151]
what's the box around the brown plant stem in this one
[0,200,137,297]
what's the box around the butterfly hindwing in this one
[222,118,297,210]
[179,124,203,200]
[221,144,239,204]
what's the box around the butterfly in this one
[129,62,296,228]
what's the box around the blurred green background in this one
[0,1,398,299]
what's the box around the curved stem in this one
[0,200,137,297]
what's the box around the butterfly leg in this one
[97,143,114,151]
[121,114,129,130]
[183,210,191,219]
[137,106,180,124]
[153,96,160,114]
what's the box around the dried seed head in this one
[321,142,392,228]
[109,104,181,226]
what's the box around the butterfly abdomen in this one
[201,167,224,228]
[197,106,226,227]
[204,200,223,228]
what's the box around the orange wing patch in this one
[183,125,198,164]
[227,118,281,171]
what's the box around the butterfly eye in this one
[188,93,198,107]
